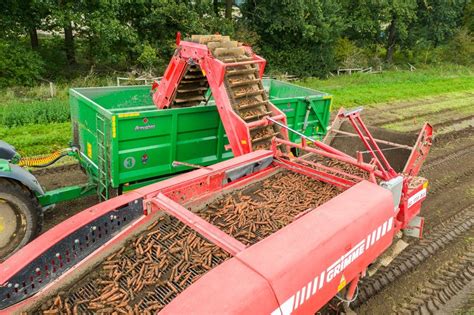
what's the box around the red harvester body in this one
[152,35,289,155]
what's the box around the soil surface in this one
[352,95,474,314]
[32,93,474,314]
[33,164,99,233]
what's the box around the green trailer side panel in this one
[263,79,332,142]
[114,107,232,185]
[70,80,331,190]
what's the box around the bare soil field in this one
[355,93,474,314]
[33,92,474,314]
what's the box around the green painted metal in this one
[0,159,10,172]
[262,79,332,142]
[37,184,96,206]
[70,80,331,191]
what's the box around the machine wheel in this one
[0,179,43,260]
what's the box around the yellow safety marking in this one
[202,69,206,76]
[323,95,333,112]
[423,181,429,189]
[87,142,92,158]
[241,139,247,145]
[0,216,4,233]
[118,112,140,118]
[112,116,117,138]
[337,275,347,292]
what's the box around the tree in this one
[213,0,219,15]
[381,1,417,63]
[0,0,49,50]
[225,0,233,19]
[242,0,343,76]
[462,0,474,32]
[412,0,469,46]
[45,0,82,66]
[339,0,387,46]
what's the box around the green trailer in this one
[68,79,331,199]
[0,79,331,259]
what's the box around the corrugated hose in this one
[18,148,73,168]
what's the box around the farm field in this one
[1,66,473,156]
[4,66,474,313]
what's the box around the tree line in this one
[0,0,472,87]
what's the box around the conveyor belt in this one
[40,216,229,314]
[39,172,341,314]
[168,34,286,151]
[198,171,341,245]
[171,64,209,108]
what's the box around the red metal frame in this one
[272,138,381,179]
[403,122,433,178]
[270,108,432,233]
[346,112,397,180]
[152,39,288,157]
[2,160,396,315]
[151,193,246,255]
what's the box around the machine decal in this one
[134,124,156,131]
[123,157,136,169]
[141,154,149,165]
[407,188,427,208]
[272,216,393,315]
[326,239,365,282]
[337,275,346,291]
[117,112,140,118]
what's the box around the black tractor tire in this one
[0,179,43,261]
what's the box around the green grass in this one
[390,94,474,117]
[0,122,71,156]
[298,64,474,109]
[0,76,117,156]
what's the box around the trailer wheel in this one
[0,179,43,260]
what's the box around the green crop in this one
[0,99,70,127]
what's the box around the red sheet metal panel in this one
[241,180,394,314]
[160,259,280,314]
[0,191,143,284]
[159,181,394,314]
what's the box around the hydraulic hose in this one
[18,148,73,168]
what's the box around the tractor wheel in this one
[0,179,43,260]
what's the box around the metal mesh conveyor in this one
[41,216,229,314]
[167,35,286,151]
[39,171,343,314]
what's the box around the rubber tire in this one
[0,179,43,261]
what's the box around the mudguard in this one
[0,141,17,161]
[0,162,44,197]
